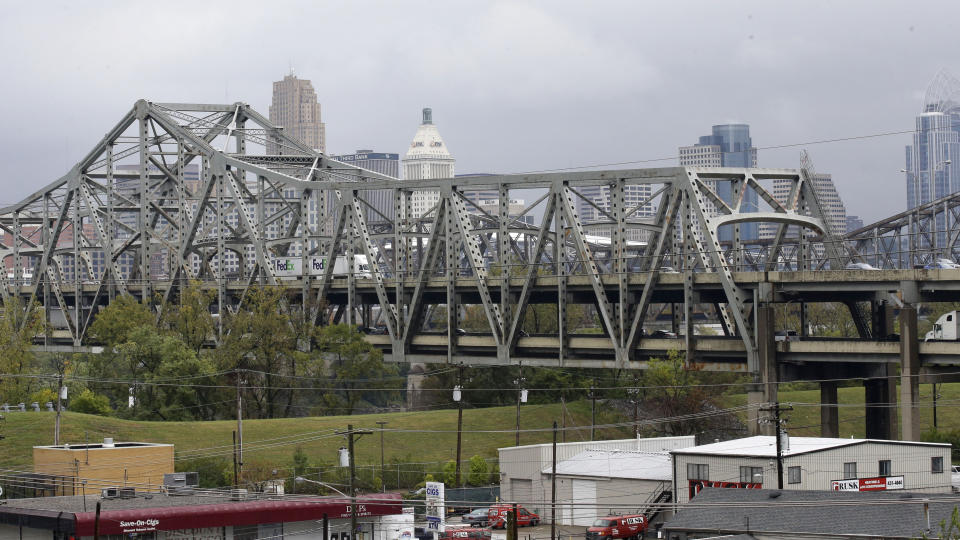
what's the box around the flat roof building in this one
[662,488,960,540]
[670,436,952,505]
[542,449,675,527]
[0,492,404,539]
[32,439,174,497]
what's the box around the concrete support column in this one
[820,381,839,438]
[755,305,777,436]
[900,306,921,441]
[864,365,898,440]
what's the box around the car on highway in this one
[925,258,960,269]
[845,262,879,270]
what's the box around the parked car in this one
[649,330,677,338]
[586,514,649,540]
[952,465,960,493]
[462,508,490,526]
[486,504,539,528]
[845,262,879,270]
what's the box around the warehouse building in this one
[670,436,952,505]
[498,435,694,516]
[662,488,960,540]
[542,449,674,526]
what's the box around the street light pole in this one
[376,421,387,492]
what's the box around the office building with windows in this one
[679,124,759,241]
[905,71,960,210]
[671,436,950,505]
[269,73,326,154]
[331,150,400,223]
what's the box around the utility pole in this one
[454,365,465,487]
[560,395,566,443]
[337,424,373,540]
[760,402,793,489]
[514,367,526,447]
[590,378,597,441]
[236,370,244,484]
[551,421,557,540]
[376,420,388,492]
[232,431,238,486]
[55,372,63,446]
[933,382,941,429]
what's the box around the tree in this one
[89,294,154,347]
[316,324,401,415]
[467,455,490,486]
[0,297,47,403]
[641,349,736,438]
[70,389,111,415]
[160,280,216,354]
[441,460,457,486]
[216,287,300,418]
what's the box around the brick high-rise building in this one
[269,73,326,153]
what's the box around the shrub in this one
[69,389,111,416]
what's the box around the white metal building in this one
[670,436,952,505]
[498,435,694,517]
[542,449,675,526]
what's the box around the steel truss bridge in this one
[5,100,960,439]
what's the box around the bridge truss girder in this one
[3,100,851,374]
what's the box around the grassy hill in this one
[724,381,960,438]
[0,399,630,474]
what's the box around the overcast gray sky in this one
[1,0,956,223]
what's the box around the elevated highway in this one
[7,101,960,442]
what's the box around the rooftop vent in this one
[103,437,115,448]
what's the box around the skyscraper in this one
[331,150,400,223]
[905,71,960,210]
[679,124,759,241]
[403,108,455,217]
[268,73,326,153]
[771,172,847,237]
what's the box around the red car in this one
[585,515,648,540]
[486,504,540,528]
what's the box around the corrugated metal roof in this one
[669,435,948,458]
[541,449,673,481]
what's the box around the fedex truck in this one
[270,255,371,279]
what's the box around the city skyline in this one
[4,1,960,225]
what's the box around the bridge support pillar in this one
[820,381,839,438]
[749,305,777,436]
[899,305,921,441]
[864,365,897,440]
